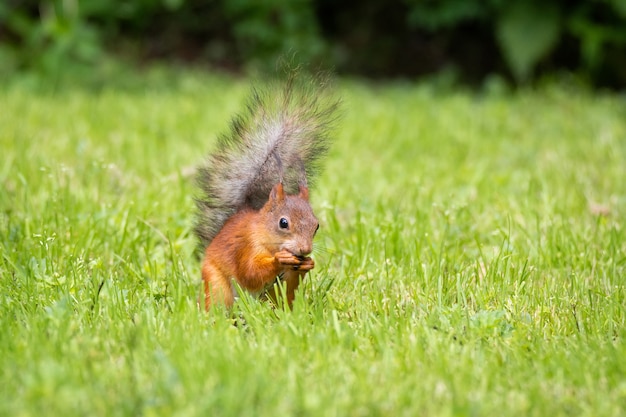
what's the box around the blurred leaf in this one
[163,0,185,10]
[496,2,561,82]
[405,0,488,30]
[609,0,626,17]
[569,15,626,70]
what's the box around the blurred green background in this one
[1,0,626,87]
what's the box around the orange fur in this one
[201,183,317,310]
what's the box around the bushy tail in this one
[194,73,340,251]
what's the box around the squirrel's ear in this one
[270,183,285,203]
[298,184,310,201]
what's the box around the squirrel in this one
[194,74,339,310]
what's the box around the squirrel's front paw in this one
[275,250,301,265]
[297,256,315,271]
[275,250,315,271]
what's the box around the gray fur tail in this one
[194,74,340,251]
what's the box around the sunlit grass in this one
[1,70,625,416]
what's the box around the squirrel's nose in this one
[298,245,312,256]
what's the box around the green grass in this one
[1,70,625,416]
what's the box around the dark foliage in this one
[1,0,625,87]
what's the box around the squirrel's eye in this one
[279,217,289,229]
[314,224,320,234]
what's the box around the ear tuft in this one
[298,184,310,201]
[270,182,285,202]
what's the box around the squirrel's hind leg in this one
[264,269,308,310]
[202,262,235,310]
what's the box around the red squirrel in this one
[194,75,338,310]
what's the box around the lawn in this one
[1,70,625,416]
